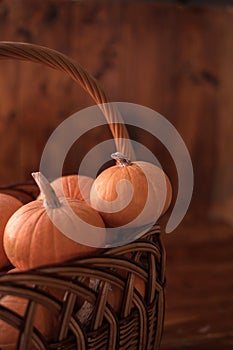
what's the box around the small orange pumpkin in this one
[3,172,106,270]
[90,152,172,228]
[0,295,57,350]
[38,174,94,203]
[0,194,22,270]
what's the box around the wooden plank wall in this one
[0,0,232,224]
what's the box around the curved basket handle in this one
[0,41,134,159]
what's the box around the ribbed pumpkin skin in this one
[3,198,106,270]
[49,175,94,203]
[90,161,172,228]
[0,295,57,350]
[0,194,22,269]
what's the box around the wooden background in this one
[0,0,232,224]
[0,1,232,348]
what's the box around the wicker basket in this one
[0,42,166,350]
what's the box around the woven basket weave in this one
[0,42,166,350]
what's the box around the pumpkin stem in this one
[32,172,61,209]
[111,152,131,167]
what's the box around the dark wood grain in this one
[0,1,232,224]
[161,219,233,350]
[0,9,232,349]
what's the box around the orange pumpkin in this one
[90,152,172,227]
[0,194,22,270]
[3,172,106,270]
[0,295,57,350]
[38,174,94,203]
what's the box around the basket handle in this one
[0,41,134,159]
